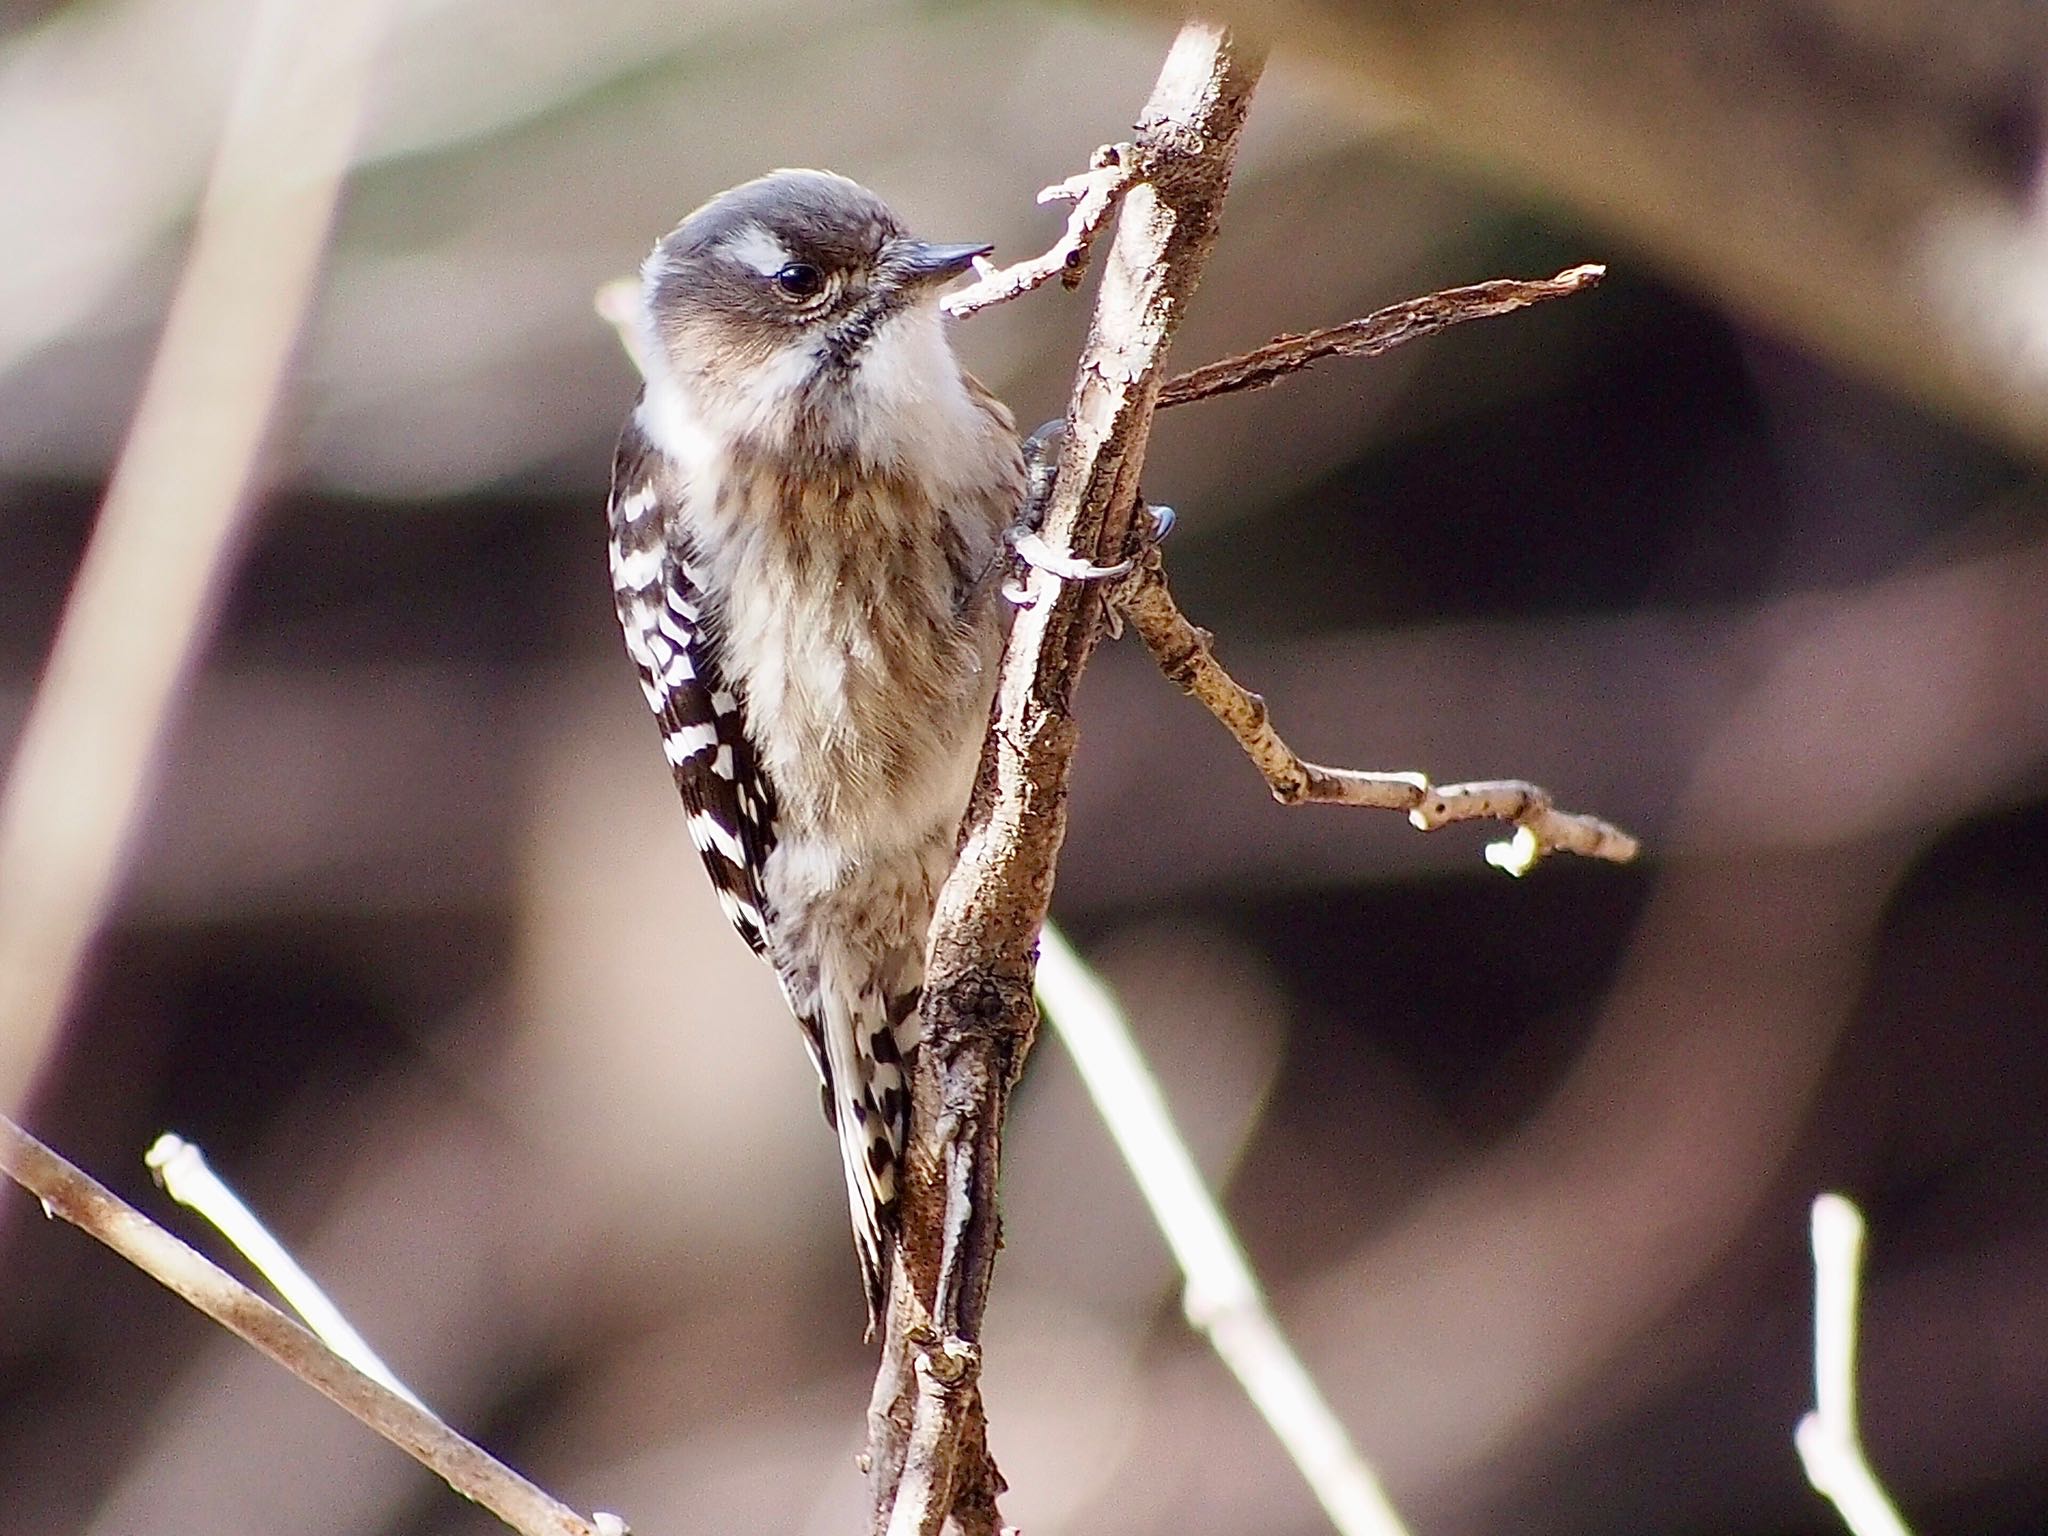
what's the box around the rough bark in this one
[863,23,1268,1535]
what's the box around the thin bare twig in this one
[0,0,390,1115]
[148,1134,427,1411]
[1117,547,1638,872]
[1036,925,1415,1536]
[0,1116,620,1536]
[867,24,1268,1535]
[1158,264,1605,408]
[1795,1195,1915,1536]
[940,144,1144,320]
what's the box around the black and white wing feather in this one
[607,410,778,958]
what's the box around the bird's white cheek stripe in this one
[719,221,795,277]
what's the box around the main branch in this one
[864,23,1267,1535]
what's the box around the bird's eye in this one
[773,262,825,301]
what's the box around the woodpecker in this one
[606,170,1024,1323]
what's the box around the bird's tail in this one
[804,971,919,1334]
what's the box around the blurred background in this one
[3,2,2046,1534]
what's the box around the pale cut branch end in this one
[1410,780,1641,871]
[1118,551,1640,873]
[1796,1193,1915,1536]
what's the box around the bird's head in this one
[639,169,989,454]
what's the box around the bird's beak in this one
[890,239,993,287]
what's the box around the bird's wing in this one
[606,409,779,960]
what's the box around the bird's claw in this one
[1007,525,1135,582]
[1001,501,1178,610]
[1004,413,1174,609]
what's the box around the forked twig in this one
[1117,547,1638,872]
[0,1116,621,1536]
[940,144,1144,319]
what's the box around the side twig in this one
[866,23,1268,1536]
[148,1133,427,1411]
[1117,547,1638,872]
[0,1116,620,1536]
[1795,1194,1915,1536]
[940,145,1144,320]
[1036,925,1415,1536]
[1158,264,1606,408]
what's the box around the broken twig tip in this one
[1484,827,1544,877]
[1157,260,1611,409]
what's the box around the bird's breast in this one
[692,443,1008,863]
